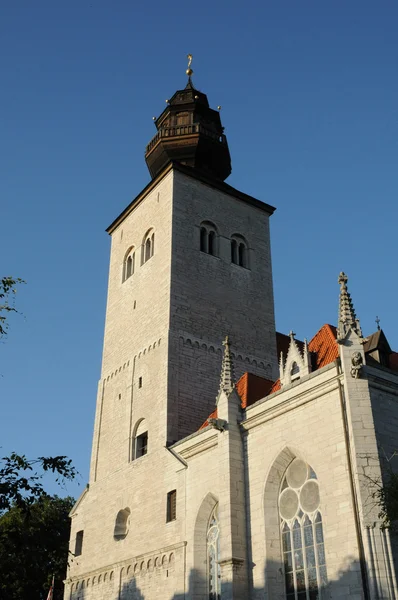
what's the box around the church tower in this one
[90,62,277,482]
[67,61,278,599]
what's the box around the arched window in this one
[230,235,248,268]
[199,222,218,257]
[123,247,135,282]
[207,504,221,600]
[114,507,130,540]
[132,419,148,460]
[279,459,328,599]
[142,230,155,265]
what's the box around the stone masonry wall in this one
[168,170,278,441]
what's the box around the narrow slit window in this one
[200,227,207,252]
[166,490,177,522]
[75,530,84,556]
[208,231,215,256]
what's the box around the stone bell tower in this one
[90,58,278,483]
[66,60,279,600]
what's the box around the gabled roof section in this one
[198,324,339,431]
[69,484,89,517]
[199,372,274,429]
[363,329,392,354]
[263,324,338,397]
[310,324,339,369]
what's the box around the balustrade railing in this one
[146,124,227,153]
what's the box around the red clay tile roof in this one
[199,324,340,431]
[309,324,339,369]
[237,372,274,409]
[270,324,339,395]
[198,373,274,429]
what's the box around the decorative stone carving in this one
[350,351,363,379]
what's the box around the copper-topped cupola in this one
[145,56,232,181]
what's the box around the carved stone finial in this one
[337,271,363,342]
[289,330,296,339]
[218,335,235,398]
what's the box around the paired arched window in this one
[114,508,130,540]
[200,222,218,257]
[231,235,248,268]
[132,419,148,460]
[142,229,155,265]
[279,459,328,599]
[123,247,135,282]
[207,504,221,600]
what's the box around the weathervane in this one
[186,54,193,77]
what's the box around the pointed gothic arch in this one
[263,447,328,600]
[193,492,219,599]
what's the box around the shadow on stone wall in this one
[72,556,372,600]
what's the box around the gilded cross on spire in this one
[186,54,193,77]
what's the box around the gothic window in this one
[114,508,130,540]
[123,247,135,282]
[207,504,221,600]
[142,229,155,265]
[199,221,218,257]
[279,459,327,600]
[230,235,248,268]
[132,419,148,460]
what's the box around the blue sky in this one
[1,1,397,500]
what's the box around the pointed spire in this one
[218,335,235,397]
[337,272,363,341]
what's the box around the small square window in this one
[75,530,84,556]
[138,377,143,388]
[167,490,177,522]
[136,432,148,458]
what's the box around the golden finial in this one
[186,53,193,77]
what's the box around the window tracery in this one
[279,459,327,599]
[207,504,221,600]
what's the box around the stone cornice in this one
[177,432,218,460]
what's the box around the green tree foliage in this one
[372,467,398,534]
[0,495,74,600]
[0,452,77,514]
[0,277,24,339]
